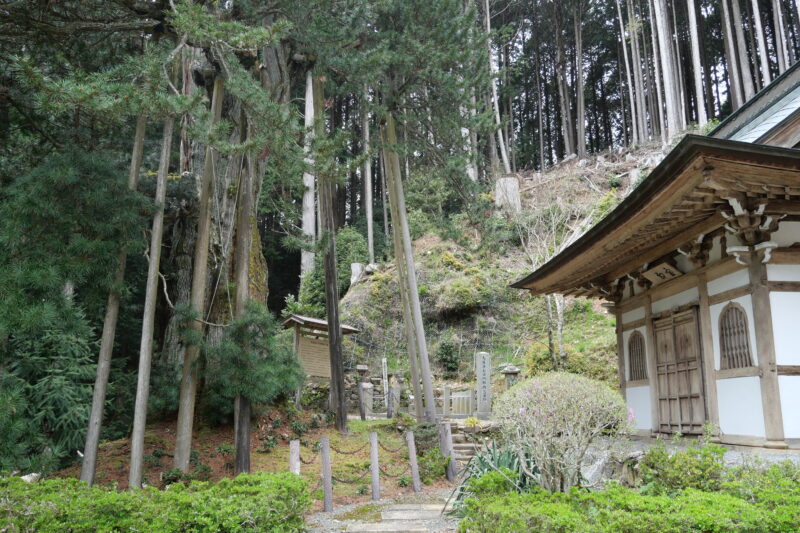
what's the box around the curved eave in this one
[511,135,800,295]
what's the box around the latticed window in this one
[719,304,753,369]
[628,331,647,381]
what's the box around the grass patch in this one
[339,503,383,521]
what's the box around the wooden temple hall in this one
[513,64,800,449]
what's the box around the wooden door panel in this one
[654,308,707,434]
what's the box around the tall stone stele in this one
[475,352,492,419]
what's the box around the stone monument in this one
[475,352,492,419]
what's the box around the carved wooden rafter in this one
[677,233,713,267]
[720,195,784,264]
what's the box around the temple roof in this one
[511,135,800,298]
[281,313,360,335]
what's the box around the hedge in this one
[459,482,800,533]
[0,472,309,532]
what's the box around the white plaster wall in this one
[767,264,800,282]
[621,307,645,325]
[626,386,652,430]
[710,295,758,368]
[779,376,800,438]
[717,377,766,437]
[770,292,800,365]
[708,235,724,264]
[707,268,749,296]
[674,254,694,274]
[622,326,649,381]
[770,221,800,247]
[652,287,699,314]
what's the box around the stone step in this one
[381,510,441,521]
[384,504,444,511]
[452,443,479,451]
[347,521,430,532]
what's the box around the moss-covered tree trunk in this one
[174,76,224,473]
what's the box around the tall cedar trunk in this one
[173,77,224,472]
[750,0,772,85]
[301,71,317,276]
[233,149,254,475]
[698,10,716,117]
[628,0,649,140]
[732,0,756,100]
[721,0,745,108]
[574,7,586,157]
[485,0,512,174]
[649,0,667,142]
[653,0,681,140]
[469,92,480,179]
[642,17,661,136]
[81,115,147,486]
[616,0,639,145]
[390,194,423,419]
[461,99,479,181]
[380,151,389,239]
[687,0,707,125]
[670,0,688,125]
[362,86,375,264]
[162,204,197,364]
[536,54,546,171]
[313,75,348,433]
[554,7,575,156]
[129,116,175,489]
[773,0,790,73]
[545,295,556,367]
[618,45,630,146]
[382,112,436,422]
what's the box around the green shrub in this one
[459,482,800,533]
[435,341,460,379]
[452,441,538,506]
[495,372,628,491]
[0,472,310,532]
[640,438,726,493]
[418,447,449,485]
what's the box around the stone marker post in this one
[381,357,389,412]
[500,364,521,391]
[360,382,373,418]
[475,352,492,419]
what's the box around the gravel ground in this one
[306,487,459,533]
[628,437,800,466]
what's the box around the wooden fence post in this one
[320,436,333,512]
[406,431,422,493]
[358,382,366,421]
[443,421,458,481]
[289,440,300,475]
[369,431,380,500]
[437,421,456,482]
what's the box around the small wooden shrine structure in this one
[282,314,360,379]
[513,63,800,449]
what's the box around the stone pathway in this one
[346,504,451,532]
[306,488,458,533]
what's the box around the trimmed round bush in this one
[495,372,628,492]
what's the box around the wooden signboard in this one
[642,262,682,286]
[298,336,332,379]
[282,314,360,380]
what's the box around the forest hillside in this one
[337,137,675,388]
[3,0,797,492]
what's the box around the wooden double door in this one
[653,307,707,434]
